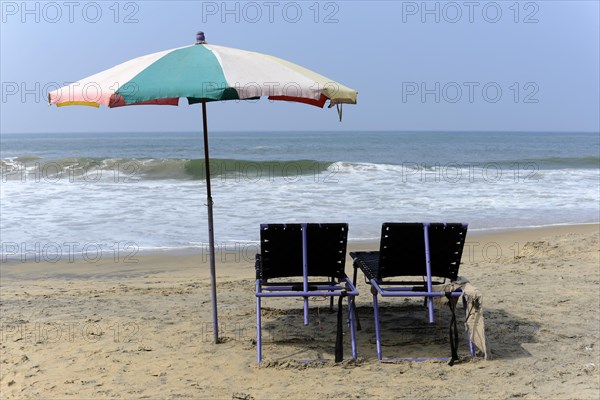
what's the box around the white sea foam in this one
[2,160,598,260]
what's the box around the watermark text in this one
[1,1,140,24]
[1,241,139,263]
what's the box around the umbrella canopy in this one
[48,42,357,109]
[48,35,358,344]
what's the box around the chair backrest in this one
[378,222,468,281]
[258,223,348,280]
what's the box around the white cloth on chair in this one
[433,276,491,360]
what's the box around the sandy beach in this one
[1,224,598,399]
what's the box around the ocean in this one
[1,131,598,260]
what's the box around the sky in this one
[1,0,599,133]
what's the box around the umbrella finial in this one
[196,31,206,45]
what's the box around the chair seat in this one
[349,251,379,280]
[351,251,449,287]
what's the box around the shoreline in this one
[2,223,598,268]
[1,223,597,282]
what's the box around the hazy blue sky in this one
[1,1,599,133]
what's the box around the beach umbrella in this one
[47,32,358,343]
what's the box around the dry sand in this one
[1,224,599,399]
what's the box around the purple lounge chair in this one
[350,222,474,364]
[255,223,358,363]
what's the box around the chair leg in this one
[351,266,362,331]
[348,295,357,360]
[256,296,262,363]
[335,295,344,362]
[373,293,382,360]
[463,296,475,356]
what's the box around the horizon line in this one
[2,129,599,135]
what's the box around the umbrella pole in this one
[202,100,219,344]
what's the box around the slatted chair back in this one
[258,223,348,280]
[427,223,468,281]
[378,223,467,281]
